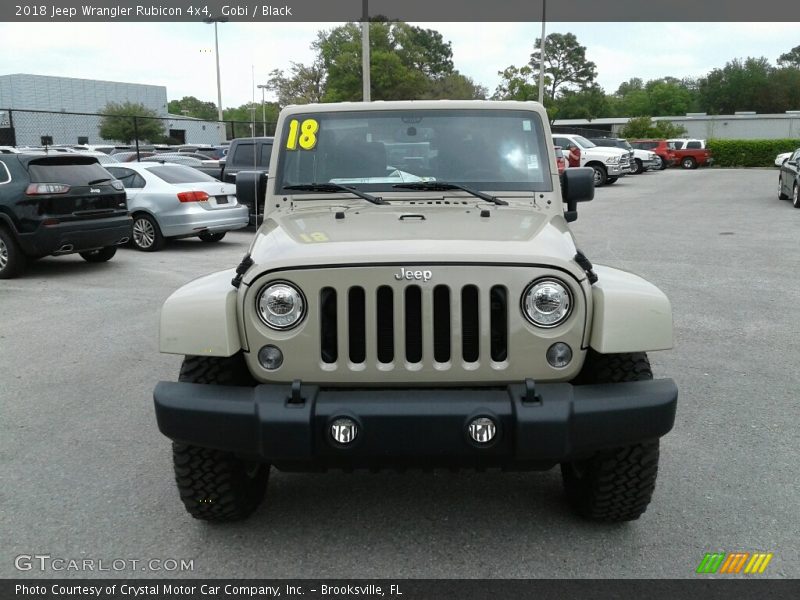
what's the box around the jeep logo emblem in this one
[394,268,432,282]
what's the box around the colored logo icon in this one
[696,552,773,574]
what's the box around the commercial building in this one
[553,112,800,140]
[0,73,222,146]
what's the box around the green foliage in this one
[167,96,218,120]
[777,45,800,68]
[552,85,611,121]
[98,102,165,144]
[492,65,541,101]
[706,139,800,167]
[619,116,687,139]
[530,32,597,100]
[266,61,325,106]
[309,21,466,102]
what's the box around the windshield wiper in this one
[87,177,113,185]
[284,183,387,205]
[392,182,508,205]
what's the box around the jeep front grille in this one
[320,283,509,367]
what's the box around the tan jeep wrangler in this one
[154,100,677,523]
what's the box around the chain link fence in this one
[0,107,277,155]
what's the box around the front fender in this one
[159,269,241,357]
[590,265,673,354]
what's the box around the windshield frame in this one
[273,108,554,197]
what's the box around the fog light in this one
[468,417,496,444]
[330,418,358,445]
[258,345,283,370]
[546,342,572,368]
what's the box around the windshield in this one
[275,109,553,194]
[572,136,596,149]
[146,165,218,184]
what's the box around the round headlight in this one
[522,279,572,328]
[257,282,306,330]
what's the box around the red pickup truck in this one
[667,139,714,169]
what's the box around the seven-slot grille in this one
[319,284,509,367]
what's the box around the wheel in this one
[79,246,117,263]
[560,350,660,522]
[131,213,165,252]
[0,226,26,279]
[590,164,607,187]
[171,353,268,522]
[794,184,800,209]
[658,155,668,170]
[198,231,226,243]
[606,177,618,185]
[681,156,696,169]
[631,159,643,175]
[779,178,789,200]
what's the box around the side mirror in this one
[788,160,797,166]
[560,167,594,222]
[235,170,269,226]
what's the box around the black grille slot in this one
[320,287,337,363]
[490,285,508,361]
[376,286,394,363]
[405,286,423,363]
[461,285,480,362]
[348,287,366,363]
[433,285,451,362]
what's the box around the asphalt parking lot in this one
[1,168,798,579]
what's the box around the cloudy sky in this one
[0,21,797,107]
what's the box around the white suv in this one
[552,134,630,187]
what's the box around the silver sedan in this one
[105,163,249,251]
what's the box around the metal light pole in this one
[537,0,547,104]
[204,16,228,140]
[257,84,268,136]
[361,0,370,101]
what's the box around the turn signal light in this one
[177,191,210,203]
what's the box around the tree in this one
[99,102,165,144]
[619,116,687,139]
[222,102,280,138]
[425,72,487,100]
[167,96,218,120]
[529,32,597,100]
[777,45,800,68]
[697,57,774,114]
[492,65,541,101]
[552,85,611,120]
[266,60,325,106]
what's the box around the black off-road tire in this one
[561,441,660,522]
[561,350,660,522]
[0,225,26,279]
[606,177,618,185]
[658,155,668,170]
[171,353,268,522]
[632,159,643,174]
[198,231,226,243]
[793,184,800,209]
[80,246,117,262]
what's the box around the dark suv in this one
[0,154,132,278]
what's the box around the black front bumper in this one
[17,214,133,257]
[154,379,678,470]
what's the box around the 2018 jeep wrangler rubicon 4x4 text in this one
[153,101,678,523]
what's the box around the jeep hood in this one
[242,204,586,285]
